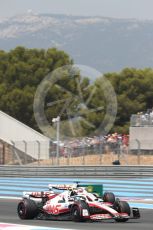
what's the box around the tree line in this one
[0,46,153,137]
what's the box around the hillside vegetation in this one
[0,46,153,135]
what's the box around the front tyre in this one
[17,199,38,219]
[71,201,89,222]
[114,200,131,222]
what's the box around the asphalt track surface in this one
[0,199,153,230]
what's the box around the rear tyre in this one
[71,201,89,222]
[114,200,131,222]
[103,192,115,203]
[17,199,38,219]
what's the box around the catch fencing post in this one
[0,142,5,165]
[11,141,22,165]
[36,140,41,166]
[135,139,141,165]
[23,140,28,164]
[99,142,103,165]
[52,116,60,166]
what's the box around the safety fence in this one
[0,165,153,178]
[0,139,153,166]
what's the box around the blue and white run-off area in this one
[0,177,153,209]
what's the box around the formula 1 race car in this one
[17,183,140,222]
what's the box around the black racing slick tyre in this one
[103,192,115,204]
[17,199,39,219]
[114,200,131,222]
[71,201,89,222]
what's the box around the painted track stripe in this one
[129,202,153,209]
[1,177,153,184]
[0,185,153,194]
[0,181,153,189]
[0,180,153,197]
[0,222,74,230]
[1,191,153,198]
[1,179,153,188]
[0,177,153,209]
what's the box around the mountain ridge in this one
[0,13,153,72]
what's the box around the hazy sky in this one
[0,0,153,20]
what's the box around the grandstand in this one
[130,113,153,151]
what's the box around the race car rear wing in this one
[48,183,103,196]
[48,183,77,190]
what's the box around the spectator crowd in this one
[51,133,129,157]
[132,108,153,126]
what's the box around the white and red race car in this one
[17,183,140,222]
